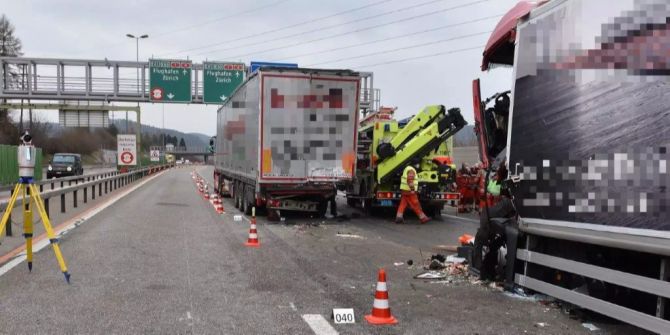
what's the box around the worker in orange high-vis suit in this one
[395,163,430,224]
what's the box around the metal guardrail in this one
[0,164,175,237]
[0,168,122,194]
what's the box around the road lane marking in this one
[302,314,338,335]
[0,170,169,276]
[441,213,478,223]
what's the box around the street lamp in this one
[125,33,149,133]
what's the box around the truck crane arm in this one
[376,106,466,184]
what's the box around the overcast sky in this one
[3,0,517,136]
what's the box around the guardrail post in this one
[99,182,102,197]
[51,181,54,190]
[73,190,78,208]
[40,184,43,192]
[114,178,117,190]
[92,185,96,200]
[44,198,50,218]
[84,186,88,203]
[60,193,66,213]
[69,180,72,186]
[5,189,12,236]
[60,180,64,188]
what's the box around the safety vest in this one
[400,165,416,191]
[487,179,501,196]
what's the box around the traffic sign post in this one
[117,134,137,166]
[149,59,192,103]
[203,62,245,104]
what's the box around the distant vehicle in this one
[47,153,83,179]
[165,154,175,164]
[185,159,191,165]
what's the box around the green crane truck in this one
[346,105,466,216]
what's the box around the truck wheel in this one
[425,206,442,218]
[243,187,252,215]
[316,200,327,218]
[267,209,280,222]
[234,182,242,209]
[346,198,357,207]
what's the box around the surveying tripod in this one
[0,134,70,283]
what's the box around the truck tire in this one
[234,182,242,209]
[267,209,280,222]
[316,200,327,218]
[359,182,372,213]
[346,197,357,207]
[243,185,252,215]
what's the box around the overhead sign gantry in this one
[0,57,247,104]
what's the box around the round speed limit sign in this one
[120,152,134,164]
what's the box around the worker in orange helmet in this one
[395,161,430,224]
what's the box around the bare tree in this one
[0,14,23,144]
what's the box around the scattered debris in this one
[407,259,414,266]
[429,259,446,270]
[414,271,448,280]
[431,254,447,263]
[394,262,405,266]
[581,323,599,331]
[446,255,466,264]
[504,287,555,304]
[336,232,365,239]
[534,322,547,328]
[433,245,458,252]
[324,214,334,219]
[458,233,475,245]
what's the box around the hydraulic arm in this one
[376,106,466,183]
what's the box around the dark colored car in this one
[47,153,83,179]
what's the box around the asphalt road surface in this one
[0,166,649,334]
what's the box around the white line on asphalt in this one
[0,171,167,278]
[186,311,192,320]
[302,314,338,335]
[290,302,297,311]
[441,213,478,223]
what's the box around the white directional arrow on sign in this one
[220,95,226,101]
[167,93,175,100]
[183,69,188,75]
[235,72,239,78]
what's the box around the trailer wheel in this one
[359,182,372,213]
[234,182,242,209]
[243,186,252,215]
[267,209,280,222]
[316,200,328,218]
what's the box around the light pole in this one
[125,33,148,133]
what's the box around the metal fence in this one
[0,145,42,185]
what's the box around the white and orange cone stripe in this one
[244,208,260,247]
[365,268,398,325]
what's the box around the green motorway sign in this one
[149,59,192,103]
[203,62,245,104]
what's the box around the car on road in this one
[47,153,83,179]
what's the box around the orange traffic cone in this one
[211,194,225,214]
[244,208,260,247]
[365,268,398,325]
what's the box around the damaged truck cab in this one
[472,0,670,332]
